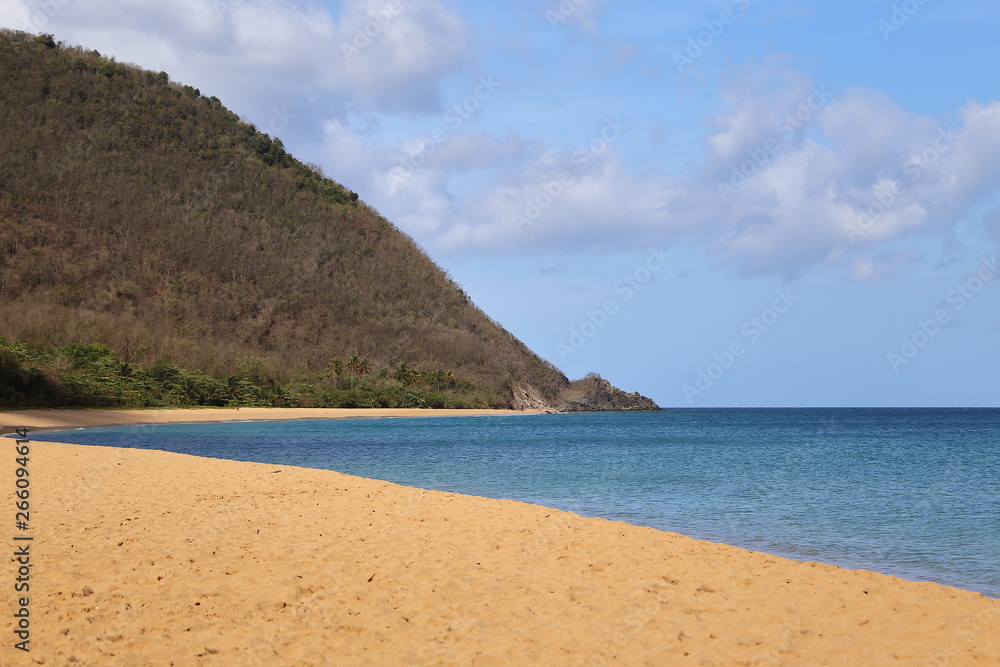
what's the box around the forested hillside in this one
[0,31,569,409]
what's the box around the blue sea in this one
[31,408,999,598]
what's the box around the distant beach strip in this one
[0,406,540,434]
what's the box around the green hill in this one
[0,30,571,409]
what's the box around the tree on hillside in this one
[0,31,572,409]
[347,355,362,388]
[430,369,447,390]
[394,362,409,383]
[327,357,344,386]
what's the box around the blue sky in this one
[4,0,999,406]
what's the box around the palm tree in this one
[430,369,447,390]
[347,355,361,388]
[357,358,370,384]
[327,357,344,386]
[178,374,203,403]
[394,362,410,384]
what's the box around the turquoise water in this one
[31,408,1000,597]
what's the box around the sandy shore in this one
[0,407,538,434]
[1,410,997,665]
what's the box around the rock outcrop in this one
[511,383,552,411]
[556,375,660,412]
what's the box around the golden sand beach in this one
[0,407,538,434]
[1,408,997,665]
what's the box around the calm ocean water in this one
[31,408,999,597]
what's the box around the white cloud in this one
[333,0,474,113]
[849,258,893,283]
[703,62,814,173]
[7,2,1000,281]
[677,75,1000,276]
[393,65,1000,279]
[0,0,33,30]
[4,0,472,118]
[431,132,527,171]
[847,253,921,283]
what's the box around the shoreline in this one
[5,407,997,597]
[0,406,544,434]
[2,408,998,663]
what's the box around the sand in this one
[1,409,997,665]
[0,407,538,434]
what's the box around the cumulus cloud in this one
[702,62,815,173]
[333,0,474,112]
[3,0,472,118]
[7,2,1000,281]
[408,65,1000,278]
[706,85,1000,275]
[680,65,1000,278]
[319,59,1000,281]
[373,115,680,255]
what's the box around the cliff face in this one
[556,375,660,412]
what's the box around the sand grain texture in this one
[0,411,997,665]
